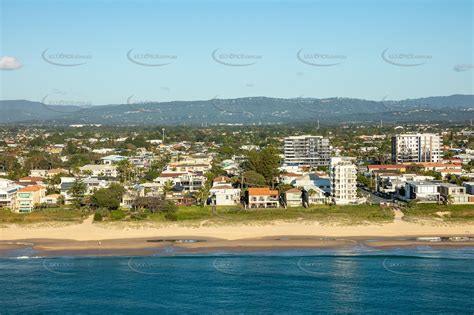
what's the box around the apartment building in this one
[283,135,330,167]
[329,157,357,205]
[392,133,441,163]
[15,185,46,213]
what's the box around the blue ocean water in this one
[1,247,473,314]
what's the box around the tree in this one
[243,146,280,185]
[116,160,134,183]
[424,170,442,180]
[91,184,125,210]
[242,170,266,187]
[162,180,174,198]
[133,196,177,214]
[69,181,87,208]
[406,163,424,174]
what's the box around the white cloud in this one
[453,64,473,72]
[0,56,22,70]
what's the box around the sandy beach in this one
[1,214,473,256]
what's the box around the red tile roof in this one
[18,185,44,192]
[248,187,278,196]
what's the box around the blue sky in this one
[0,0,472,105]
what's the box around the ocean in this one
[1,247,473,314]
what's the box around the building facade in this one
[392,133,441,163]
[283,135,330,167]
[329,157,357,205]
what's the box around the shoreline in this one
[1,235,473,257]
[1,215,474,257]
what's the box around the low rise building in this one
[154,171,205,192]
[463,182,474,195]
[0,179,22,208]
[403,181,440,203]
[246,188,279,209]
[80,164,118,178]
[438,183,474,204]
[15,185,46,213]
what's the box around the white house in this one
[154,171,205,192]
[285,188,302,207]
[209,184,241,206]
[80,164,118,178]
[0,178,22,208]
[403,181,440,203]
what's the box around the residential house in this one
[246,188,279,209]
[375,173,434,195]
[15,185,46,213]
[463,182,474,195]
[208,176,240,206]
[43,194,62,205]
[154,171,205,192]
[80,164,118,178]
[285,188,302,207]
[438,184,474,204]
[403,181,440,203]
[0,178,22,208]
[101,155,128,165]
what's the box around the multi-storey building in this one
[283,135,330,167]
[14,185,46,213]
[0,179,22,208]
[329,157,357,204]
[391,133,441,163]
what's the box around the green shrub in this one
[110,209,127,221]
[164,211,178,221]
[93,212,103,222]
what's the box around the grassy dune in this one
[401,204,474,222]
[0,208,84,224]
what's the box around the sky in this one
[0,0,473,105]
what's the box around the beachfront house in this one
[14,185,46,213]
[246,188,279,209]
[285,188,303,207]
[403,181,440,203]
[207,176,241,206]
[0,178,22,209]
[438,183,474,204]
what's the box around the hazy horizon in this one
[1,0,473,106]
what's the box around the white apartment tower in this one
[329,157,357,204]
[283,135,330,167]
[391,133,441,163]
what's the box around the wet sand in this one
[0,235,472,257]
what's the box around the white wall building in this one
[403,181,440,203]
[79,164,118,178]
[329,157,357,205]
[0,178,22,208]
[283,135,330,167]
[392,133,441,163]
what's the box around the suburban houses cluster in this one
[0,127,473,213]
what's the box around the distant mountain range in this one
[0,95,473,125]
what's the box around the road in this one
[358,187,393,205]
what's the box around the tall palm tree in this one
[162,180,174,199]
